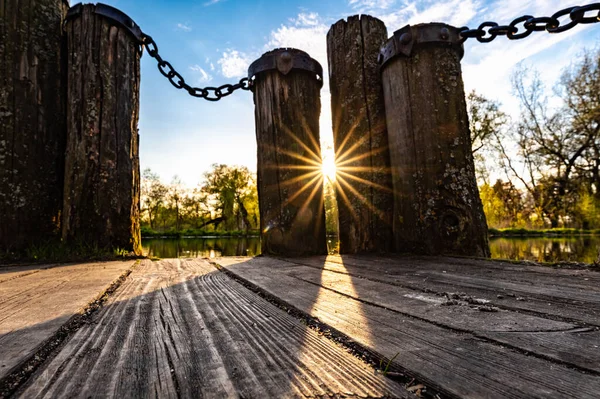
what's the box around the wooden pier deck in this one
[1,255,599,398]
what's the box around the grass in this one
[489,227,600,237]
[379,352,400,376]
[0,239,141,265]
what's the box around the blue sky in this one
[89,0,599,187]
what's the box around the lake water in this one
[142,236,600,264]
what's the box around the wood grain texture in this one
[20,259,410,398]
[253,49,327,256]
[327,16,394,254]
[381,24,489,257]
[0,260,135,381]
[220,255,600,398]
[0,0,68,250]
[62,5,141,254]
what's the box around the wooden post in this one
[249,48,327,256]
[327,15,394,254]
[0,0,69,251]
[379,23,490,257]
[62,4,142,254]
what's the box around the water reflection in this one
[489,236,600,264]
[142,237,261,258]
[143,236,600,264]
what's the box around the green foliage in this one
[140,226,259,238]
[0,239,138,264]
[201,164,259,232]
[489,228,600,237]
[474,46,600,231]
[140,165,260,235]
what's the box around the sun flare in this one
[321,150,337,182]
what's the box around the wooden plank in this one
[0,261,136,381]
[0,264,62,284]
[219,256,600,399]
[20,259,410,398]
[255,258,600,373]
[290,255,600,325]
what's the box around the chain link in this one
[459,3,600,43]
[141,34,252,101]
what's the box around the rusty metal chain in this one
[459,3,600,43]
[141,34,252,101]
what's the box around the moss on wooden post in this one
[62,4,141,254]
[327,15,394,254]
[380,24,490,257]
[0,0,69,251]
[250,48,327,256]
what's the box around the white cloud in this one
[347,0,396,12]
[295,12,321,26]
[373,0,481,31]
[204,0,224,6]
[189,65,212,83]
[267,13,329,63]
[176,23,192,32]
[217,50,252,78]
[266,13,333,147]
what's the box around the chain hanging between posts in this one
[459,3,600,43]
[142,34,252,101]
[66,3,252,102]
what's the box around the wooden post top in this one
[379,23,465,68]
[248,48,324,88]
[66,2,143,43]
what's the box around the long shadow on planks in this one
[218,254,600,399]
[4,259,409,398]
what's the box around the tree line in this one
[469,46,599,230]
[141,164,259,234]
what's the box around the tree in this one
[168,176,185,232]
[505,49,600,227]
[201,164,259,232]
[141,168,168,229]
[466,90,508,183]
[181,188,211,229]
[558,47,600,201]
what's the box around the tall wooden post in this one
[62,4,142,254]
[327,15,394,254]
[379,24,490,257]
[0,0,68,251]
[250,48,327,256]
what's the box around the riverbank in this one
[0,240,142,266]
[489,228,600,237]
[141,227,260,239]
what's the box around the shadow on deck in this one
[1,255,599,398]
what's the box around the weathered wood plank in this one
[381,24,489,257]
[62,5,141,254]
[0,260,135,381]
[327,15,393,253]
[219,256,600,398]
[0,264,62,284]
[313,255,600,325]
[249,257,600,373]
[252,49,327,256]
[20,259,410,398]
[0,0,68,250]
